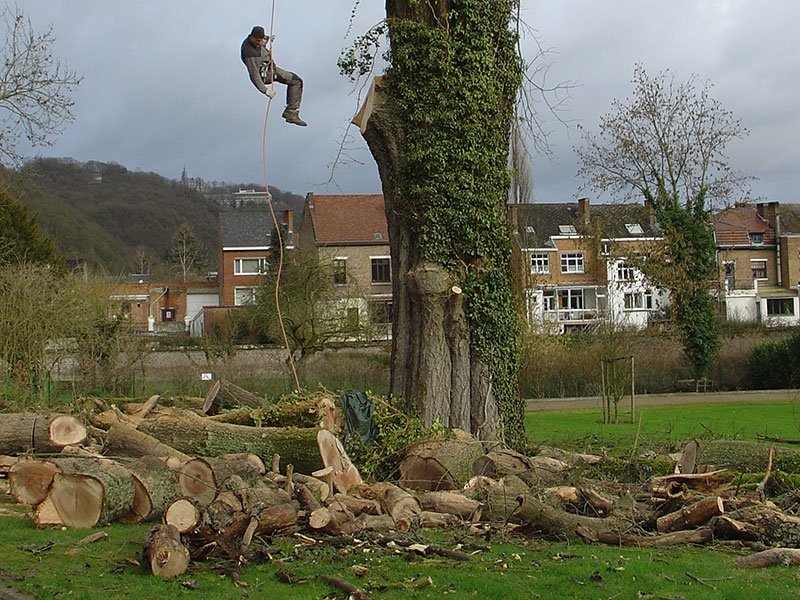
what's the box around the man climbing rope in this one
[241,25,307,127]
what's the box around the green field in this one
[2,400,800,599]
[526,401,800,455]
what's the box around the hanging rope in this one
[262,0,301,391]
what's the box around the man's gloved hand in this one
[264,87,276,99]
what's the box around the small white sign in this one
[201,372,213,381]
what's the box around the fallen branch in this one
[736,547,800,568]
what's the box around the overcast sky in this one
[17,1,800,204]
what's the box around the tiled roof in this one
[219,209,273,248]
[511,201,658,248]
[306,194,388,245]
[712,206,775,246]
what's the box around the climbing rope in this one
[262,0,301,391]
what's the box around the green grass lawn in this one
[526,401,800,455]
[3,400,800,598]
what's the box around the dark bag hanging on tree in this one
[340,390,376,445]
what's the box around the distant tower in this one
[180,166,189,186]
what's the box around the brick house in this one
[111,277,219,335]
[511,198,669,333]
[297,193,392,338]
[218,206,294,307]
[713,202,800,325]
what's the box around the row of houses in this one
[111,194,800,337]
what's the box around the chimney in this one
[509,204,519,229]
[283,209,294,234]
[643,195,655,226]
[756,201,779,230]
[578,197,590,225]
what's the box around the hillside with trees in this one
[4,158,304,276]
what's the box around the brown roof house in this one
[298,193,392,339]
[713,202,800,325]
[511,198,669,334]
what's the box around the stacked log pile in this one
[3,391,800,581]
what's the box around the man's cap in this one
[250,26,266,39]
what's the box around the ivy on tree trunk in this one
[359,0,525,448]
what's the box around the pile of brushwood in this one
[3,381,800,594]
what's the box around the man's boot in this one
[282,108,307,127]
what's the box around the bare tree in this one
[576,64,752,209]
[0,3,82,164]
[167,224,207,282]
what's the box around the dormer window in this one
[525,226,535,234]
[749,232,764,245]
[373,232,383,240]
[558,224,577,235]
[625,223,644,235]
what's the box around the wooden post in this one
[630,355,635,420]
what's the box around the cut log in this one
[203,379,263,415]
[137,408,322,474]
[399,437,485,491]
[512,494,629,540]
[295,482,323,512]
[142,524,190,580]
[735,548,800,569]
[103,423,191,469]
[576,524,714,547]
[122,455,182,523]
[651,470,731,497]
[710,515,760,541]
[49,457,135,528]
[127,394,160,424]
[0,454,18,474]
[656,496,724,533]
[725,505,800,547]
[463,475,529,522]
[8,459,59,506]
[317,430,362,493]
[164,498,201,534]
[308,506,357,535]
[31,493,63,528]
[178,454,265,506]
[472,449,532,479]
[678,440,699,474]
[581,487,615,517]
[536,446,604,466]
[328,493,381,517]
[544,486,581,506]
[366,483,421,532]
[417,491,482,520]
[0,413,87,454]
[416,510,462,528]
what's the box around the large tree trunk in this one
[358,0,524,448]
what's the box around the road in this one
[525,389,798,412]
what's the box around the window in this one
[749,232,764,245]
[558,224,577,235]
[234,287,258,305]
[332,258,347,285]
[369,300,393,324]
[161,307,176,322]
[371,257,391,283]
[525,226,536,234]
[723,261,736,289]
[625,223,644,235]
[616,262,635,281]
[558,289,584,312]
[751,259,767,280]
[542,290,556,311]
[560,252,584,274]
[530,253,550,274]
[234,257,268,275]
[624,291,654,310]
[601,242,611,256]
[767,298,794,316]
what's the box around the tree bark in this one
[0,413,86,454]
[655,496,724,533]
[49,457,135,528]
[103,422,191,469]
[122,455,182,523]
[136,408,322,474]
[142,524,190,580]
[203,379,264,414]
[359,0,523,446]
